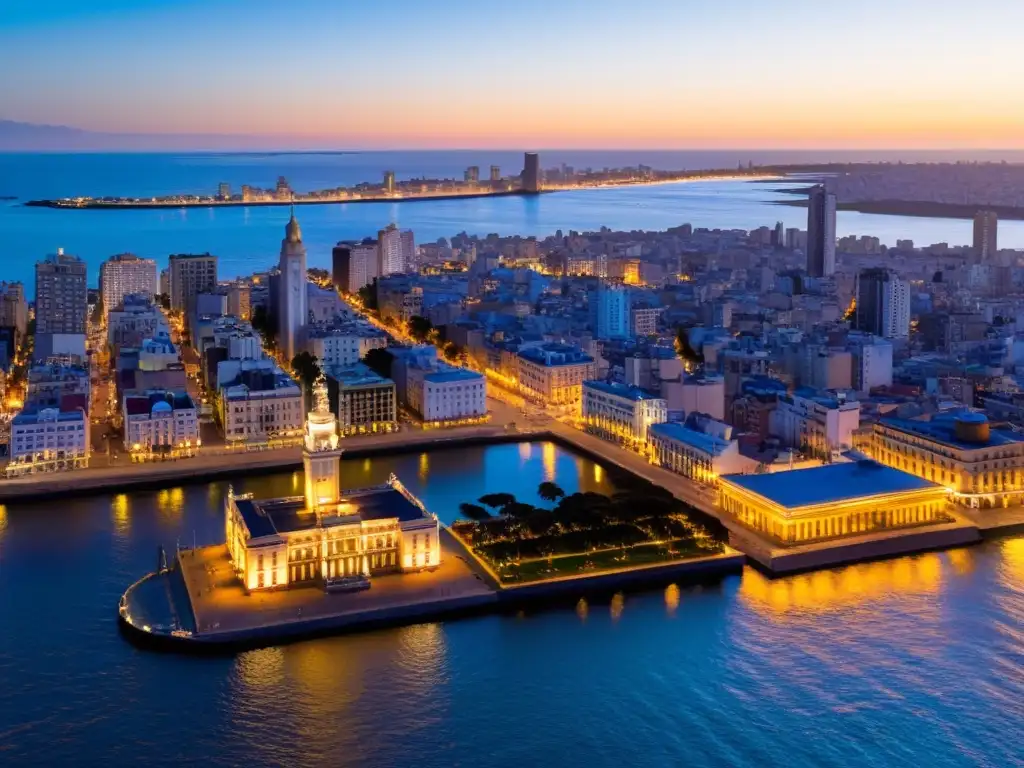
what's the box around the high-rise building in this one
[278,210,308,361]
[974,211,998,260]
[399,229,416,271]
[275,176,291,200]
[217,182,231,200]
[855,268,910,339]
[806,185,836,277]
[489,165,501,182]
[378,223,410,276]
[464,166,480,183]
[0,281,28,344]
[35,249,87,335]
[227,280,251,321]
[332,239,379,294]
[168,254,218,312]
[99,253,157,318]
[590,284,630,340]
[522,152,541,193]
[383,170,395,195]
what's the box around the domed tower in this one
[278,205,308,361]
[302,371,343,514]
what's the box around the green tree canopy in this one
[363,347,394,378]
[479,492,516,510]
[459,502,490,521]
[408,315,434,343]
[291,351,320,400]
[537,481,565,502]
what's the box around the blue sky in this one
[2,0,1023,148]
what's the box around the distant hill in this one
[0,119,321,151]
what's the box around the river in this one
[5,151,1024,287]
[0,440,1022,767]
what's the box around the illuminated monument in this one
[225,374,440,592]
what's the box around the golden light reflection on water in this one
[0,504,7,539]
[156,487,185,521]
[542,442,557,482]
[739,553,945,617]
[519,442,532,462]
[610,592,625,621]
[576,597,589,621]
[593,464,603,484]
[665,584,681,615]
[999,538,1024,588]
[112,494,129,535]
[946,547,976,576]
[418,452,429,482]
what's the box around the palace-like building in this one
[718,459,949,544]
[224,376,440,592]
[868,410,1024,509]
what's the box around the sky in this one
[2,0,1024,149]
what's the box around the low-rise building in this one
[770,391,861,459]
[868,410,1024,508]
[7,406,89,476]
[581,380,667,447]
[306,322,387,369]
[219,366,303,445]
[516,343,596,405]
[123,390,199,460]
[648,420,754,485]
[407,364,487,424]
[26,363,90,414]
[325,363,397,435]
[718,460,948,544]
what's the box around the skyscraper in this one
[806,184,836,277]
[278,209,308,361]
[522,152,541,193]
[383,170,395,195]
[590,284,630,340]
[378,223,408,276]
[168,253,217,312]
[974,211,997,260]
[35,249,87,335]
[855,268,910,339]
[490,165,501,183]
[464,166,480,183]
[100,253,157,317]
[400,229,417,271]
[332,240,379,294]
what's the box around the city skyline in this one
[3,0,1024,150]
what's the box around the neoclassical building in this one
[224,376,440,592]
[718,459,949,544]
[867,410,1024,508]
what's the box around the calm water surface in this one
[1,441,1023,767]
[5,151,1024,286]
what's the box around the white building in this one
[138,332,180,371]
[856,268,911,339]
[7,407,89,476]
[123,391,199,459]
[677,374,726,421]
[100,253,157,319]
[108,296,168,346]
[582,380,667,446]
[648,420,755,485]
[406,363,487,423]
[847,333,893,394]
[306,323,388,368]
[769,391,861,458]
[516,343,596,405]
[277,211,308,361]
[219,365,303,445]
[378,223,413,276]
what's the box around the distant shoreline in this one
[774,197,1024,222]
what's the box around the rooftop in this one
[722,460,939,509]
[881,411,1024,450]
[583,380,663,401]
[649,421,731,456]
[326,362,394,388]
[235,485,426,540]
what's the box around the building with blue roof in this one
[718,459,949,544]
[648,420,755,485]
[869,409,1024,508]
[582,380,666,446]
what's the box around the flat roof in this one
[584,380,663,401]
[721,460,939,509]
[236,484,426,539]
[881,413,1024,451]
[649,421,730,456]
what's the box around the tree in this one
[307,267,330,287]
[537,481,565,502]
[459,502,490,521]
[408,315,433,343]
[251,305,278,349]
[674,325,704,366]
[357,278,379,311]
[363,347,394,379]
[291,351,320,401]
[479,492,516,510]
[442,341,463,362]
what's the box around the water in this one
[1,440,1023,767]
[5,151,1024,287]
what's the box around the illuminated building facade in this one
[582,380,666,447]
[324,363,397,435]
[648,420,754,485]
[516,343,596,405]
[277,211,308,361]
[219,366,303,445]
[123,390,199,460]
[100,253,157,319]
[719,460,949,544]
[224,377,440,592]
[867,411,1024,508]
[7,406,89,476]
